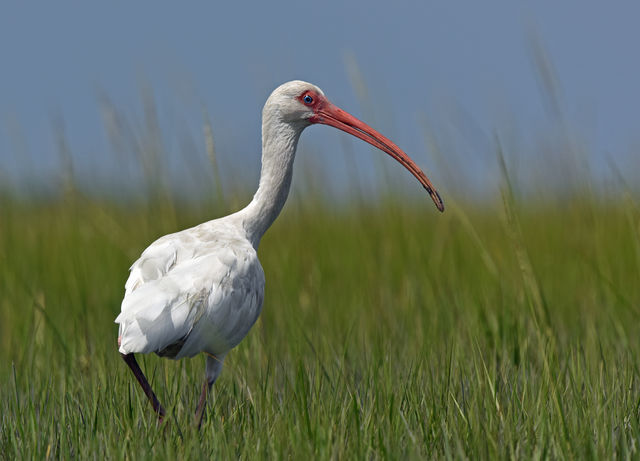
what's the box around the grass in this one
[1,182,639,458]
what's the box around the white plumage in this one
[116,219,264,360]
[115,80,443,426]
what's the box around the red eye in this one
[303,94,313,105]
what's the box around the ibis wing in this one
[116,242,264,358]
[124,238,179,294]
[116,285,195,356]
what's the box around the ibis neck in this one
[240,120,302,248]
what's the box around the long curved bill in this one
[310,101,444,212]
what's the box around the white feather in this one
[116,217,265,359]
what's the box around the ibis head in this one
[265,80,444,212]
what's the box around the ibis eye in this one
[303,94,313,105]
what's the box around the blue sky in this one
[1,2,638,199]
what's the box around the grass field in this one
[1,173,639,458]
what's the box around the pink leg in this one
[194,354,225,429]
[194,379,210,429]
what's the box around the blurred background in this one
[1,2,638,203]
[2,3,640,457]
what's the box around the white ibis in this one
[116,80,444,427]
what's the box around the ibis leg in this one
[194,354,225,429]
[121,353,166,421]
[194,378,212,429]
